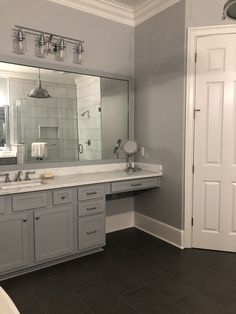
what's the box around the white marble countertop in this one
[0,168,162,196]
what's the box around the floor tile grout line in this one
[22,275,47,314]
[53,265,95,314]
[55,261,142,314]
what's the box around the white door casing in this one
[189,31,236,252]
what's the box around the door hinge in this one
[191,217,194,226]
[192,164,195,173]
[195,52,197,63]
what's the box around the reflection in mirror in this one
[0,62,129,165]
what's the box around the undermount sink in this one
[0,179,42,190]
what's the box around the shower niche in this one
[0,62,129,164]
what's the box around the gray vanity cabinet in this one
[0,212,30,273]
[34,205,76,263]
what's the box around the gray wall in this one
[0,0,134,76]
[134,1,186,229]
[186,0,236,27]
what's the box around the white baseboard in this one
[106,212,134,233]
[134,212,184,249]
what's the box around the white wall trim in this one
[106,212,134,233]
[134,212,184,249]
[184,25,236,248]
[48,0,181,26]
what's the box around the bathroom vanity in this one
[0,166,162,279]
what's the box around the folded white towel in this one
[31,142,48,159]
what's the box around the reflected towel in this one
[31,142,48,159]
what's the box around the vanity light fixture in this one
[223,0,236,19]
[13,25,85,64]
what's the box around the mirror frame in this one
[0,55,134,171]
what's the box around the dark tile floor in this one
[1,228,236,314]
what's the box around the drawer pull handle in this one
[61,196,66,200]
[87,230,97,235]
[22,219,28,223]
[86,191,97,195]
[131,183,142,187]
[87,207,97,211]
[35,217,40,220]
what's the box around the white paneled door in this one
[193,34,236,252]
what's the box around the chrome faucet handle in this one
[14,171,23,182]
[25,171,36,181]
[0,173,11,183]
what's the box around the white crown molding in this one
[48,0,181,26]
[48,0,134,26]
[134,0,181,26]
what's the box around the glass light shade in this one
[55,39,66,61]
[35,34,48,58]
[73,43,84,64]
[12,28,26,55]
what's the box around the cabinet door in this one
[34,205,75,263]
[0,213,30,273]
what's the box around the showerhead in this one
[113,139,122,159]
[28,68,50,99]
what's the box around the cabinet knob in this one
[22,219,28,223]
[61,195,66,200]
[35,217,40,220]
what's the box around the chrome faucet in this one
[0,173,11,183]
[14,171,23,182]
[25,171,36,181]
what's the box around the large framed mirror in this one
[0,61,130,167]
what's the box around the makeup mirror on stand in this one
[123,140,139,173]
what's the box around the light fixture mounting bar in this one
[14,25,84,44]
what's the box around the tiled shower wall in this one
[9,77,78,163]
[76,76,102,161]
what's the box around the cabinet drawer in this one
[78,198,105,217]
[13,192,48,212]
[53,188,73,205]
[111,177,160,193]
[78,214,105,251]
[0,196,11,214]
[78,184,105,201]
